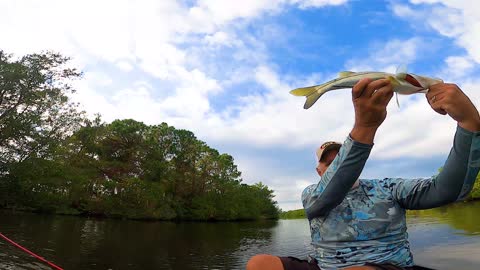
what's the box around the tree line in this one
[0,50,279,221]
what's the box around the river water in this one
[0,201,479,270]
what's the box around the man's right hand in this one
[350,78,394,144]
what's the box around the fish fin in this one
[388,76,404,105]
[304,90,326,109]
[395,64,408,79]
[290,85,319,96]
[338,71,356,78]
[387,75,401,87]
[396,72,407,80]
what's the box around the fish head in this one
[406,73,443,88]
[389,73,443,95]
[388,75,424,95]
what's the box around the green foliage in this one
[279,209,307,219]
[62,119,279,220]
[0,50,279,221]
[469,172,480,199]
[0,50,84,166]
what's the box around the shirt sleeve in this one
[390,125,480,210]
[302,136,373,219]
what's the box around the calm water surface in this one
[1,201,480,270]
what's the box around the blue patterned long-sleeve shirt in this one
[302,125,480,270]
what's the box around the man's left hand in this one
[427,83,480,132]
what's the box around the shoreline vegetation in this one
[0,51,280,222]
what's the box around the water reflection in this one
[408,201,480,235]
[406,201,480,270]
[0,213,279,269]
[0,201,479,269]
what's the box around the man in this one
[246,78,480,270]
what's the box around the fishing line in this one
[0,232,63,270]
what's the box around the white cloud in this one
[195,64,355,148]
[445,56,474,73]
[73,80,119,121]
[457,80,480,109]
[292,0,348,9]
[371,99,457,159]
[204,31,235,47]
[381,1,480,161]
[0,0,350,132]
[392,3,465,38]
[194,0,283,25]
[440,55,475,79]
[394,1,480,63]
[193,0,348,25]
[345,38,423,71]
[391,4,419,18]
[115,60,135,72]
[158,69,221,119]
[234,153,317,211]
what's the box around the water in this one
[1,201,480,270]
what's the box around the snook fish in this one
[290,71,443,109]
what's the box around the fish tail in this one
[304,89,328,109]
[289,85,319,96]
[290,84,330,109]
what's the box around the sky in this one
[1,0,479,210]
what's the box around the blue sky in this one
[2,0,479,210]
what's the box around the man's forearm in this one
[350,125,378,145]
[393,125,480,209]
[443,125,480,201]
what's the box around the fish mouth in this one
[405,74,422,87]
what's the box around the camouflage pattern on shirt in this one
[302,126,480,270]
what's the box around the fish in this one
[290,70,443,109]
